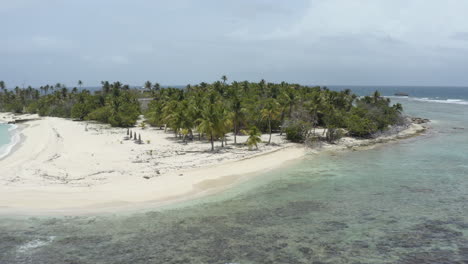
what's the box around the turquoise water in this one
[0,94,467,263]
[0,123,13,157]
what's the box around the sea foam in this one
[388,96,468,105]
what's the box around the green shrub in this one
[346,115,378,137]
[87,106,111,123]
[285,124,305,143]
[326,128,344,143]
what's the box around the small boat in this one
[394,92,409,96]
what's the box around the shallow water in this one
[1,97,468,263]
[0,124,11,146]
[0,123,15,158]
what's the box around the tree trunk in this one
[210,134,214,151]
[279,110,285,136]
[268,118,272,144]
[234,123,237,144]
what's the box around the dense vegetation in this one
[0,78,404,150]
[0,81,140,127]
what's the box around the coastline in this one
[0,123,22,161]
[0,113,428,216]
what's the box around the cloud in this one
[0,35,74,54]
[109,55,129,65]
[2,0,468,86]
[451,32,468,41]
[81,55,130,66]
[227,0,468,48]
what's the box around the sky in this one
[1,0,468,87]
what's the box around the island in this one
[0,79,428,214]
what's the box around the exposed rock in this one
[7,118,39,124]
[411,117,430,124]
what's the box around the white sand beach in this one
[0,113,427,215]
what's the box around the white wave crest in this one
[387,96,468,105]
[16,236,56,254]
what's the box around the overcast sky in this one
[1,0,468,87]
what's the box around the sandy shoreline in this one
[0,113,427,216]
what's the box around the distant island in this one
[394,92,409,96]
[0,78,428,213]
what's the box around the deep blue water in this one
[0,86,467,263]
[331,85,468,102]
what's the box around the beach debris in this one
[46,154,61,162]
[7,118,39,124]
[87,170,115,177]
[143,176,150,179]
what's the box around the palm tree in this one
[393,103,403,112]
[0,81,5,91]
[197,111,218,151]
[261,98,280,144]
[221,75,228,85]
[152,83,160,96]
[218,107,232,147]
[78,80,83,89]
[196,92,222,151]
[278,89,296,135]
[61,87,69,99]
[144,81,152,93]
[373,90,381,104]
[243,126,262,150]
[101,81,111,95]
[229,94,244,144]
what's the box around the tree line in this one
[0,81,140,127]
[0,78,404,150]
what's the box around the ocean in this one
[0,86,467,263]
[0,123,17,159]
